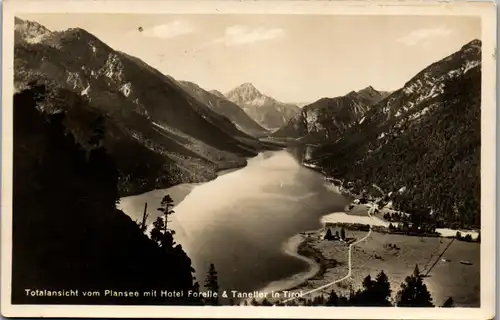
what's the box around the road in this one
[279,211,374,305]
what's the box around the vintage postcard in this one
[1,0,496,318]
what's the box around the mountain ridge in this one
[310,38,482,228]
[225,83,301,130]
[14,17,270,196]
[178,80,269,137]
[272,86,389,142]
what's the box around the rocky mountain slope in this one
[273,86,390,142]
[178,81,269,137]
[310,39,482,228]
[14,18,272,196]
[225,83,300,131]
[14,17,51,44]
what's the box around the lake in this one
[118,150,349,297]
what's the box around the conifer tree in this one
[396,265,434,307]
[325,290,339,306]
[157,195,176,234]
[204,263,220,306]
[441,297,454,307]
[137,202,149,233]
[373,270,392,306]
[325,228,333,240]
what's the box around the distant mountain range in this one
[273,86,391,142]
[225,83,301,131]
[13,16,481,229]
[308,39,482,228]
[14,17,277,196]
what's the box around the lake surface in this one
[118,150,349,295]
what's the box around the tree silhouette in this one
[325,290,339,306]
[373,270,392,306]
[136,202,149,233]
[396,265,433,307]
[325,228,333,240]
[150,194,177,249]
[157,195,176,234]
[348,271,391,306]
[441,297,454,307]
[204,263,219,306]
[340,227,346,240]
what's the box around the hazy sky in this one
[20,13,480,102]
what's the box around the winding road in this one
[279,210,374,304]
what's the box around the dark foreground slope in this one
[311,40,481,229]
[13,85,202,305]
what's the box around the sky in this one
[19,13,481,103]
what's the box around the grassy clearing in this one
[280,229,480,307]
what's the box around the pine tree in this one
[137,202,149,233]
[325,290,339,306]
[373,270,392,306]
[150,195,177,249]
[325,228,333,240]
[396,265,434,307]
[204,263,219,306]
[157,195,176,234]
[311,295,325,305]
[441,297,454,307]
[150,216,165,246]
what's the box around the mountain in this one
[295,102,312,108]
[356,86,391,105]
[14,18,272,196]
[178,81,269,137]
[225,83,301,131]
[209,89,226,99]
[14,17,51,44]
[310,39,482,229]
[273,86,389,142]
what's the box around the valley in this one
[11,15,482,309]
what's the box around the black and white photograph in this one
[1,0,496,319]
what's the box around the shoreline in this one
[256,167,480,305]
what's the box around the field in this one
[279,228,480,307]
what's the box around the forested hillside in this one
[273,87,390,142]
[13,85,201,305]
[311,40,481,229]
